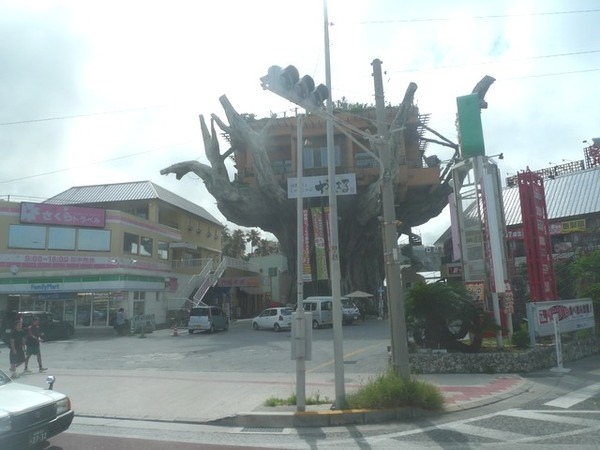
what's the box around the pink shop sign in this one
[21,202,106,228]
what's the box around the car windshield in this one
[281,308,293,316]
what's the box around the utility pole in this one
[372,59,410,378]
[323,0,346,408]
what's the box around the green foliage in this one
[221,226,278,259]
[511,325,530,349]
[570,248,600,321]
[406,282,472,349]
[263,391,331,407]
[345,371,444,411]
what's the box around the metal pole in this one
[372,58,410,378]
[295,114,306,411]
[323,0,345,408]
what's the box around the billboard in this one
[527,298,594,337]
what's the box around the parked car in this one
[0,369,74,448]
[2,311,74,344]
[187,306,229,333]
[252,307,293,332]
[341,299,361,325]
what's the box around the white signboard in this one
[527,298,595,338]
[287,173,357,199]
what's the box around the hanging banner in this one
[311,207,329,281]
[302,209,312,282]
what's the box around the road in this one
[10,319,600,449]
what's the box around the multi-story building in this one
[0,180,261,329]
[437,146,600,280]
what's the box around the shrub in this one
[511,326,530,349]
[345,370,444,411]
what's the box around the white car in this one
[252,307,293,332]
[0,369,74,448]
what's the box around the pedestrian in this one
[9,320,26,379]
[24,317,47,373]
[114,308,128,336]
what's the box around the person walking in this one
[23,317,47,373]
[9,320,26,379]
[114,308,129,336]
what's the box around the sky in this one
[1,0,599,246]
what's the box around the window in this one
[140,236,153,257]
[304,146,340,169]
[78,229,111,251]
[158,241,169,260]
[8,225,46,249]
[123,233,139,254]
[133,291,145,316]
[562,219,586,233]
[48,227,76,250]
[355,152,378,168]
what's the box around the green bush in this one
[511,325,530,349]
[345,370,444,411]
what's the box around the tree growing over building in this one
[161,79,490,295]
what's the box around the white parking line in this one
[545,383,600,408]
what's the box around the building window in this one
[562,219,586,233]
[133,291,145,316]
[78,229,111,251]
[48,227,76,250]
[123,232,139,254]
[158,241,169,260]
[8,225,46,249]
[304,145,340,169]
[140,236,153,257]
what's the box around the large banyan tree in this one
[161,78,493,297]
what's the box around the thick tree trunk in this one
[161,81,474,296]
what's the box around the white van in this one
[302,296,339,329]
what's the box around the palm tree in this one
[247,229,262,255]
[221,226,247,259]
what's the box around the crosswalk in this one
[359,382,600,448]
[544,382,600,408]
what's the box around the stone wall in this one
[409,336,600,374]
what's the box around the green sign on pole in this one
[456,93,486,158]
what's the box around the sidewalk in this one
[18,367,532,428]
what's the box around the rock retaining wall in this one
[409,336,600,374]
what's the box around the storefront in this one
[0,274,167,329]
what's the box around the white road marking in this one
[544,383,600,408]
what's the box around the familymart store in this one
[0,274,167,329]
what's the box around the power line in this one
[389,49,600,74]
[0,104,164,127]
[0,141,192,185]
[356,8,600,24]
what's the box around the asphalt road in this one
[7,319,600,449]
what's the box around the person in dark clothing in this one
[24,317,47,373]
[9,320,26,379]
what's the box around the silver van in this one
[302,296,334,329]
[188,306,229,334]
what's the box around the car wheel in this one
[188,329,194,334]
[252,322,259,330]
[209,324,215,334]
[312,320,319,329]
[274,323,281,332]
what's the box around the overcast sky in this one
[1,0,598,246]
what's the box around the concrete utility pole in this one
[323,0,346,408]
[372,59,410,378]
